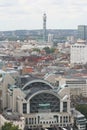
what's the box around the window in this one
[23,103,27,113]
[66,116,68,122]
[32,118,34,124]
[29,118,31,124]
[60,116,62,123]
[30,93,60,113]
[25,118,28,124]
[63,116,66,123]
[69,116,71,122]
[63,102,67,112]
[35,118,36,124]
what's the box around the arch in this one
[26,89,61,101]
[22,79,54,90]
[28,90,60,113]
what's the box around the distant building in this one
[78,25,87,40]
[67,36,76,44]
[48,34,53,43]
[70,41,87,64]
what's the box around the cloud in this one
[0,0,18,7]
[0,0,87,30]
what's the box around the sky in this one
[0,0,87,31]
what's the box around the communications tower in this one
[43,13,47,42]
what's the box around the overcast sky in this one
[0,0,87,31]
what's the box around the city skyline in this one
[0,0,87,31]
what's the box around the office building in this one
[70,41,87,64]
[48,34,53,43]
[78,25,87,40]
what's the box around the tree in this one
[76,104,87,119]
[32,48,40,52]
[1,122,21,130]
[43,47,55,54]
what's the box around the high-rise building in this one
[78,25,87,40]
[70,41,87,64]
[48,33,53,43]
[43,13,47,42]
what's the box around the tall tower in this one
[43,13,47,42]
[78,25,87,41]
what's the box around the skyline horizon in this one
[0,26,83,32]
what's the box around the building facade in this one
[78,25,87,40]
[71,109,87,130]
[0,114,25,130]
[70,43,87,64]
[6,75,73,129]
[55,76,87,98]
[48,34,53,43]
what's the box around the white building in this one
[67,36,76,44]
[70,43,87,64]
[48,34,53,43]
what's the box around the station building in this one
[7,75,73,129]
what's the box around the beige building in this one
[0,70,25,130]
[0,70,74,129]
[45,73,87,98]
[6,75,74,129]
[55,76,87,97]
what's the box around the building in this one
[78,25,87,40]
[65,79,87,97]
[0,71,16,111]
[6,74,73,129]
[70,42,87,64]
[71,109,87,130]
[0,113,25,130]
[55,76,87,97]
[0,70,25,130]
[67,36,76,44]
[48,34,53,43]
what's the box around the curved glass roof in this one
[22,79,56,101]
[25,89,60,101]
[22,79,54,90]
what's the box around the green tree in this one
[50,48,55,53]
[76,104,87,119]
[1,122,21,130]
[43,47,55,54]
[32,48,40,52]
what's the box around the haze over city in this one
[0,0,87,31]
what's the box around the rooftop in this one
[2,110,23,121]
